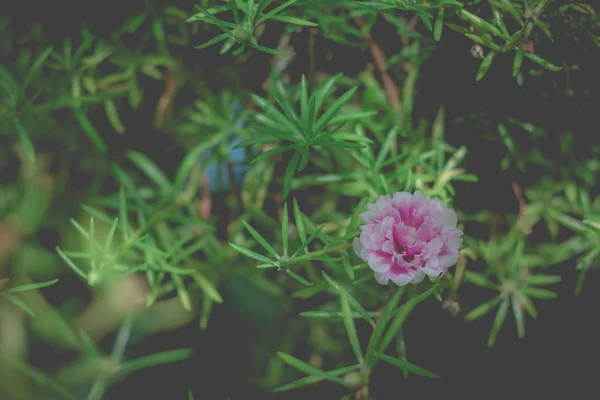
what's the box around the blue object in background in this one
[199,100,254,194]
[202,133,251,193]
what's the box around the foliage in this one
[0,1,599,399]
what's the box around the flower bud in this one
[342,371,362,389]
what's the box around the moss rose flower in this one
[353,191,463,286]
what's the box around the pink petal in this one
[390,271,415,286]
[374,272,390,285]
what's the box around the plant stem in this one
[84,316,134,400]
[291,242,352,265]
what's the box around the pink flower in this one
[353,191,463,286]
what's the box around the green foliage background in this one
[1,1,599,399]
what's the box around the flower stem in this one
[291,242,352,265]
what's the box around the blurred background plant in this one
[1,1,599,399]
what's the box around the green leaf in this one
[80,204,113,225]
[392,283,440,319]
[353,1,396,10]
[243,221,279,259]
[299,75,310,129]
[282,202,289,255]
[524,52,562,72]
[69,218,89,239]
[192,5,232,34]
[576,247,600,271]
[314,73,342,111]
[119,348,193,376]
[229,243,276,265]
[283,148,301,199]
[522,274,561,286]
[5,279,59,294]
[434,8,445,41]
[291,224,325,258]
[299,310,378,319]
[257,0,298,24]
[88,216,96,269]
[465,33,502,52]
[521,287,557,299]
[476,52,495,81]
[497,122,516,156]
[321,271,375,326]
[14,119,35,164]
[252,93,301,133]
[220,37,236,55]
[253,44,295,57]
[172,273,192,311]
[365,286,406,366]
[73,107,107,152]
[379,283,439,353]
[2,293,36,317]
[194,32,229,49]
[377,353,439,378]
[492,8,510,37]
[0,66,20,102]
[56,246,88,280]
[511,297,525,338]
[174,131,227,188]
[192,272,223,304]
[465,296,502,321]
[285,269,313,286]
[269,15,318,27]
[21,46,54,94]
[293,198,307,249]
[118,187,130,240]
[276,352,344,384]
[103,217,119,255]
[313,87,357,135]
[105,99,126,134]
[273,365,357,392]
[546,208,585,233]
[458,9,504,38]
[292,282,329,299]
[487,298,509,347]
[341,291,364,363]
[126,151,173,194]
[342,253,355,280]
[513,46,524,76]
[374,125,400,170]
[274,96,303,134]
[575,269,587,295]
[251,144,299,165]
[124,13,147,32]
[112,163,137,193]
[200,294,213,329]
[230,0,240,24]
[298,146,310,171]
[234,135,277,148]
[348,197,367,231]
[514,292,538,318]
[463,270,499,290]
[415,9,433,31]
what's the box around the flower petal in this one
[390,271,415,286]
[354,191,463,287]
[374,272,390,285]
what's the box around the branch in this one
[354,17,402,115]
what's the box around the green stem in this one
[291,242,352,265]
[85,316,134,400]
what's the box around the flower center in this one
[392,240,415,264]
